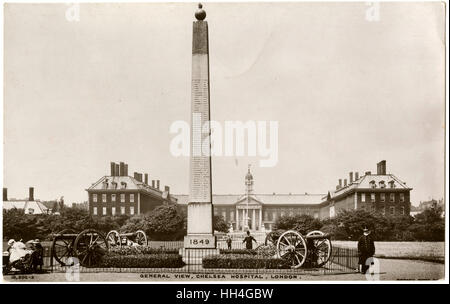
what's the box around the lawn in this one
[333,241,445,263]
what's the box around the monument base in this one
[179,248,220,265]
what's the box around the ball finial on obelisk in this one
[195,3,206,21]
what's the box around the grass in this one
[333,241,445,263]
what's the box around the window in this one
[400,193,405,202]
[222,211,226,220]
[381,206,386,215]
[361,193,366,202]
[121,207,125,214]
[371,193,376,202]
[121,182,127,189]
[230,211,234,220]
[273,212,277,220]
[111,182,117,190]
[130,207,135,215]
[370,181,376,189]
[389,181,395,189]
[379,181,386,189]
[111,194,116,202]
[93,194,97,203]
[130,194,134,203]
[103,207,107,215]
[390,207,395,215]
[380,193,385,202]
[93,207,97,215]
[111,207,116,216]
[102,194,107,203]
[120,194,125,203]
[401,206,405,215]
[390,193,395,202]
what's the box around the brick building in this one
[321,160,412,218]
[3,187,52,215]
[86,162,177,216]
[175,160,412,232]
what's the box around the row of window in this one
[364,205,405,216]
[92,193,135,203]
[213,209,319,222]
[102,181,127,190]
[92,206,135,215]
[361,193,405,203]
[369,180,396,189]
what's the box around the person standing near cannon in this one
[226,235,232,250]
[242,230,257,250]
[358,227,375,274]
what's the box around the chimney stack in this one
[355,172,359,180]
[344,179,347,187]
[145,174,148,185]
[124,164,128,176]
[349,172,353,183]
[3,188,7,201]
[134,172,140,181]
[110,162,116,176]
[164,185,170,193]
[377,160,386,175]
[365,171,371,175]
[152,180,155,188]
[29,187,34,201]
[119,162,125,176]
[115,163,120,177]
[156,180,160,190]
[338,179,342,188]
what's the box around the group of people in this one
[5,238,44,273]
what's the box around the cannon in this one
[105,230,148,248]
[51,229,109,267]
[264,230,332,269]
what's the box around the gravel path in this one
[3,258,445,282]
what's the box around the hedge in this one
[202,254,290,269]
[108,246,179,256]
[219,249,257,255]
[99,254,184,268]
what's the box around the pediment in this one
[235,195,262,206]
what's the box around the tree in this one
[145,204,186,241]
[213,215,229,233]
[273,214,322,235]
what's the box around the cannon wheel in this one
[135,230,148,246]
[306,230,332,267]
[52,229,77,266]
[276,230,307,269]
[106,230,121,248]
[74,229,109,267]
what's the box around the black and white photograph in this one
[1,0,448,286]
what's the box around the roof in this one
[87,176,177,203]
[173,193,326,206]
[327,173,412,199]
[2,200,50,214]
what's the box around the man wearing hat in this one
[357,227,375,274]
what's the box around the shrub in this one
[108,246,179,256]
[99,254,184,268]
[203,254,290,269]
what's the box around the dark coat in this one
[357,234,375,264]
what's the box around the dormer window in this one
[389,181,395,189]
[111,182,118,190]
[379,181,386,189]
[121,182,127,189]
[102,181,108,189]
[369,181,376,189]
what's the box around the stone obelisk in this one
[182,4,217,259]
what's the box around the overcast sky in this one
[3,2,445,205]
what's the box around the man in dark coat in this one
[242,230,257,250]
[357,228,375,274]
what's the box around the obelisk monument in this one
[182,4,217,258]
